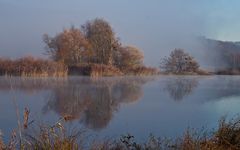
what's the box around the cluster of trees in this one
[43,18,204,75]
[43,18,144,73]
[200,37,240,72]
[1,18,224,76]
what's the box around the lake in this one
[0,76,240,142]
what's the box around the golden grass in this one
[0,130,4,150]
[0,56,68,77]
[68,63,123,77]
[1,113,240,149]
[121,66,160,76]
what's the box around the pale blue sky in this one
[0,0,240,66]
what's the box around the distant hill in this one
[234,42,240,46]
[196,37,240,70]
[198,37,240,53]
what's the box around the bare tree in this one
[43,26,92,66]
[160,49,199,74]
[82,18,120,65]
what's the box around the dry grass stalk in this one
[0,130,4,150]
[23,107,30,129]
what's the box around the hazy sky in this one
[1,0,240,66]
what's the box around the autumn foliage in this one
[43,26,92,65]
[82,18,120,65]
[0,18,158,77]
[43,18,157,76]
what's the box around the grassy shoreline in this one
[0,57,68,77]
[2,57,240,77]
[0,57,160,77]
[1,114,240,150]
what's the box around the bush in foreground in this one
[1,111,240,150]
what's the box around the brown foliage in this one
[43,26,92,66]
[82,18,120,65]
[114,46,144,70]
[42,19,154,76]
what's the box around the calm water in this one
[0,76,240,142]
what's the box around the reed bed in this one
[0,57,68,77]
[0,57,159,77]
[69,63,123,77]
[122,66,160,76]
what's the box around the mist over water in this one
[1,76,240,142]
[1,0,240,68]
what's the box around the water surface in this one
[0,76,240,142]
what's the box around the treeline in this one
[200,37,240,75]
[0,18,159,77]
[1,19,240,76]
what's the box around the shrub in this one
[114,46,144,70]
[214,117,240,149]
[160,49,200,74]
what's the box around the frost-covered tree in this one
[160,49,199,74]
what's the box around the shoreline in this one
[1,115,239,149]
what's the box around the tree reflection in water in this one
[164,77,199,101]
[43,77,153,130]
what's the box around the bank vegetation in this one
[1,111,240,150]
